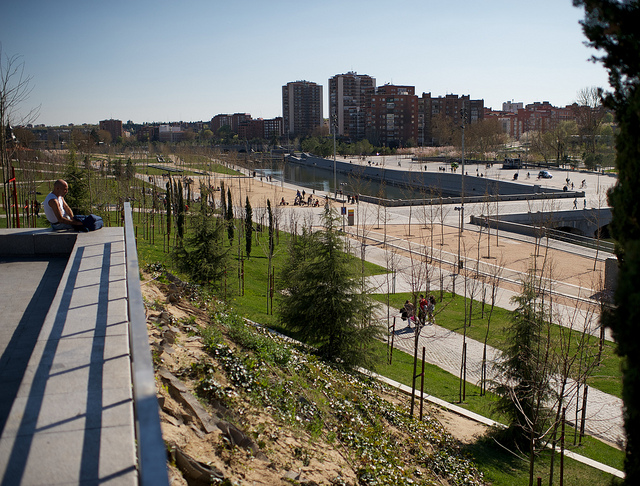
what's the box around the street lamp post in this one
[333,114,337,199]
[454,206,463,273]
[460,107,467,233]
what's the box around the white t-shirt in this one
[43,192,68,224]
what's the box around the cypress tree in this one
[165,179,172,245]
[220,181,226,215]
[176,179,184,242]
[226,187,234,241]
[245,196,253,258]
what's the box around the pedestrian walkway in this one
[230,160,624,449]
[355,235,624,446]
[362,238,613,340]
[387,314,624,446]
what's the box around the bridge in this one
[470,207,612,239]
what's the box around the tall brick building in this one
[329,72,375,141]
[364,85,418,148]
[282,80,323,138]
[99,119,123,143]
[419,93,484,146]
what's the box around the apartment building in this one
[485,101,577,140]
[364,84,418,147]
[328,72,376,141]
[419,93,484,146]
[282,80,323,138]
[211,113,251,134]
[99,119,123,142]
[263,117,283,139]
[158,125,184,143]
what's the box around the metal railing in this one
[123,202,170,486]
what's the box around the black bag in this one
[74,214,104,231]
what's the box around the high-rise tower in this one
[282,81,323,138]
[328,72,375,141]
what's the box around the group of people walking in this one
[400,294,436,327]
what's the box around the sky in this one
[1,0,610,127]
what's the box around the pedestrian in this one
[418,295,428,325]
[427,295,436,324]
[403,300,415,327]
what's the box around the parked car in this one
[538,170,553,179]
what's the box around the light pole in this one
[454,206,463,273]
[332,114,337,199]
[460,107,467,233]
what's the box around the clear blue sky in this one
[1,0,609,127]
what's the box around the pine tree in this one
[494,269,555,455]
[278,207,383,369]
[63,148,90,214]
[174,200,228,287]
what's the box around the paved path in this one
[172,158,625,449]
[357,239,624,446]
[386,314,624,446]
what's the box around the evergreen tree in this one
[63,148,90,214]
[220,181,226,215]
[278,207,383,369]
[174,203,228,287]
[226,187,234,241]
[175,180,184,243]
[166,179,172,244]
[494,269,555,455]
[575,1,640,482]
[245,196,253,258]
[267,198,274,259]
[125,158,135,180]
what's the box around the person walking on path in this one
[43,179,83,230]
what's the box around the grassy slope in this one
[132,216,624,484]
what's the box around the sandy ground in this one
[205,172,605,296]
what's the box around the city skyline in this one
[1,0,610,127]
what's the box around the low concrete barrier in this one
[123,202,170,486]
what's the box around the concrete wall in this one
[496,208,611,238]
[0,229,77,256]
[289,155,581,202]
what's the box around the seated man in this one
[43,179,83,230]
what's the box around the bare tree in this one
[1,47,39,228]
[573,86,607,158]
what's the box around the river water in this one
[256,161,427,200]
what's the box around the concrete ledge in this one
[0,228,137,485]
[0,228,77,256]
